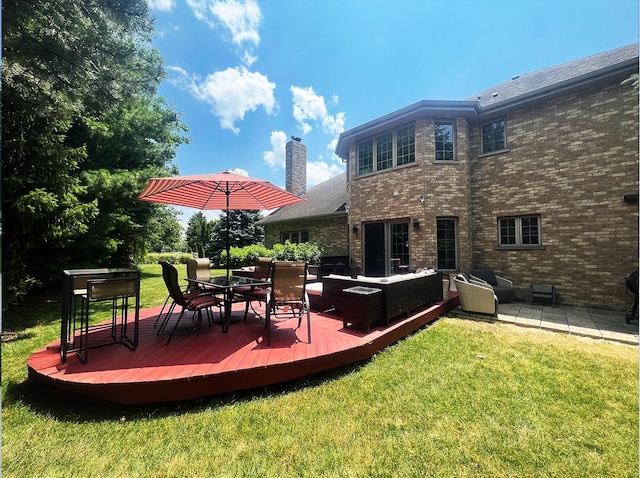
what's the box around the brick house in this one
[263,44,639,310]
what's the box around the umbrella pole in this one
[226,184,230,280]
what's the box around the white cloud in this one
[229,167,249,176]
[262,131,287,169]
[211,0,262,46]
[242,50,258,67]
[169,66,276,133]
[186,0,261,63]
[290,86,346,140]
[307,160,344,187]
[148,0,175,11]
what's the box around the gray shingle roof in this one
[469,43,638,110]
[257,172,346,225]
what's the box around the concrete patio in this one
[451,301,639,346]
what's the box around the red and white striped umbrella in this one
[137,170,304,211]
[138,170,305,276]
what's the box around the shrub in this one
[272,242,322,264]
[144,252,194,264]
[224,242,323,268]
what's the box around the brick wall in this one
[468,76,639,309]
[345,75,637,309]
[347,117,474,274]
[263,216,348,256]
[286,140,307,196]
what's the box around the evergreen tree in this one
[2,0,188,302]
[209,210,264,259]
[185,212,211,258]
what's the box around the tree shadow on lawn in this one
[3,283,63,333]
[5,360,369,423]
[4,268,157,335]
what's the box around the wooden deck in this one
[27,295,459,405]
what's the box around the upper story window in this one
[498,215,540,247]
[435,121,455,161]
[358,140,374,175]
[396,125,416,166]
[376,132,393,171]
[357,124,415,175]
[482,118,506,154]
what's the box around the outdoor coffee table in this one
[187,275,270,333]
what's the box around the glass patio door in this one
[364,222,385,277]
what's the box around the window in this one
[390,222,409,271]
[396,125,416,165]
[357,124,415,175]
[482,119,506,154]
[498,216,540,247]
[358,140,373,175]
[437,218,457,270]
[280,230,309,244]
[376,132,393,171]
[435,121,455,161]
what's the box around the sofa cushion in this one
[305,282,323,296]
[470,268,497,286]
[493,286,515,303]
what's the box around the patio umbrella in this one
[138,170,305,277]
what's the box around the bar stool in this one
[76,276,140,363]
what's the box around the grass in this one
[2,264,638,477]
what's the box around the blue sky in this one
[147,0,638,221]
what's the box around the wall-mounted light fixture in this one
[352,224,359,234]
[412,218,420,229]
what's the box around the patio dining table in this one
[186,275,270,333]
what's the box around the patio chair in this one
[233,257,273,321]
[470,268,515,303]
[453,274,498,316]
[265,261,311,346]
[157,261,223,344]
[155,260,211,326]
[76,276,140,363]
[186,258,214,290]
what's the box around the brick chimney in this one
[286,136,306,196]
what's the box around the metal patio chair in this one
[157,261,223,344]
[264,261,311,346]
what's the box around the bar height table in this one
[61,268,140,363]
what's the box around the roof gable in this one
[257,173,347,225]
[470,43,638,111]
[335,43,638,159]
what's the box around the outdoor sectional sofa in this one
[317,270,443,323]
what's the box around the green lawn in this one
[2,264,638,477]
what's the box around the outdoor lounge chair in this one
[265,261,311,346]
[453,274,498,316]
[470,268,515,303]
[157,261,223,344]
